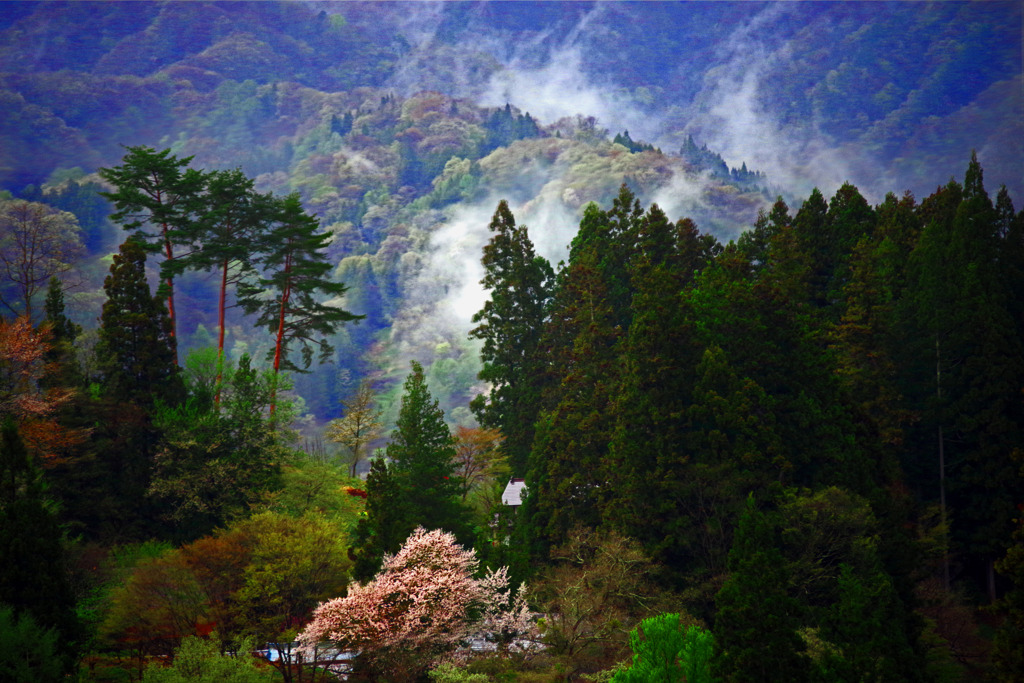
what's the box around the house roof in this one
[502,478,527,506]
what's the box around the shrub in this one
[611,613,715,683]
[141,636,276,683]
[428,662,491,683]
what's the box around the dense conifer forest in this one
[1,2,1022,681]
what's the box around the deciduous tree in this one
[0,315,83,465]
[0,199,84,321]
[325,379,382,478]
[453,425,507,502]
[104,511,350,681]
[299,527,531,681]
[530,528,676,677]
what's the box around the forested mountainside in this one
[2,1,1021,198]
[1,2,1023,682]
[1,0,1020,419]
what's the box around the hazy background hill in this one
[1,0,1020,424]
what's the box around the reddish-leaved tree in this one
[0,316,84,465]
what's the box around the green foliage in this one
[0,420,82,675]
[429,662,491,683]
[0,604,64,683]
[386,360,465,522]
[99,146,207,345]
[272,459,364,530]
[226,512,351,644]
[238,192,362,377]
[606,203,721,569]
[521,197,629,558]
[350,457,407,581]
[149,353,289,541]
[611,614,715,683]
[142,636,276,683]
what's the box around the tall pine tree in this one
[99,146,207,360]
[238,193,361,413]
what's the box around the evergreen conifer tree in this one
[816,563,924,682]
[523,235,621,555]
[40,277,82,389]
[737,196,791,270]
[0,420,81,675]
[713,496,810,683]
[238,193,361,413]
[93,238,183,537]
[387,361,467,534]
[173,168,267,404]
[97,238,183,408]
[350,362,470,579]
[350,457,410,581]
[605,207,717,568]
[470,200,553,475]
[900,155,1024,597]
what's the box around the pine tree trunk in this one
[155,186,178,365]
[269,254,293,417]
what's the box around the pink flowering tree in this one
[298,526,537,680]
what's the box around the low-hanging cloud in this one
[681,4,862,204]
[400,188,580,346]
